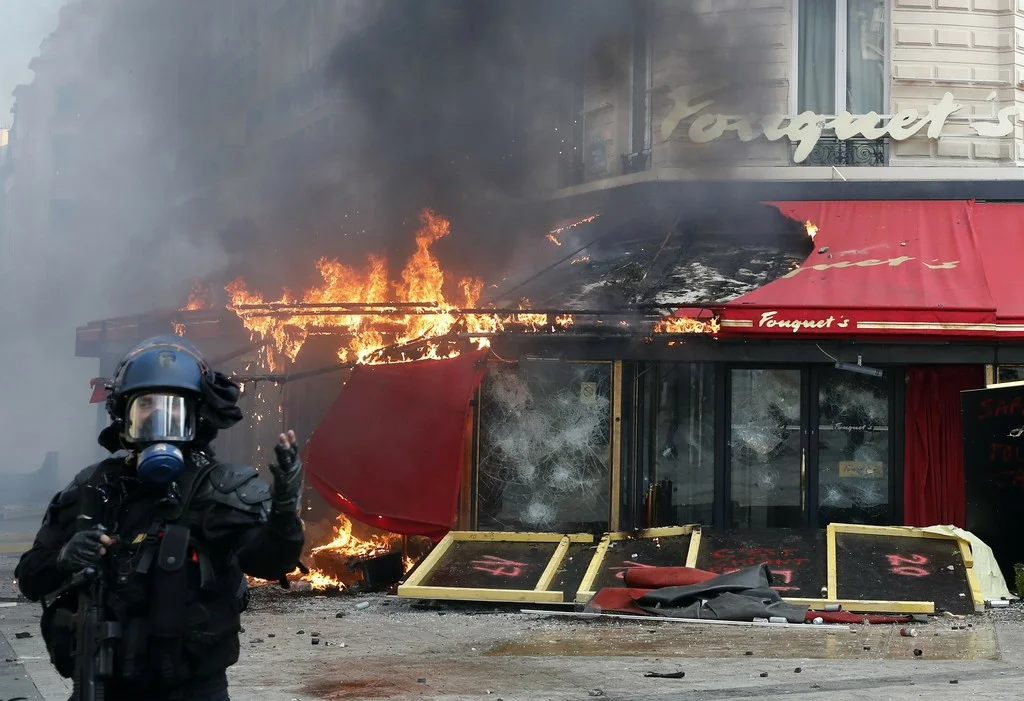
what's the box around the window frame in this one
[790,0,891,116]
[628,1,654,157]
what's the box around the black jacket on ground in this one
[15,450,304,698]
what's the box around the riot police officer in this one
[15,336,305,701]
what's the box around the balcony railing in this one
[621,149,651,175]
[790,132,889,167]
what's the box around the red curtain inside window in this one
[903,365,985,527]
[303,349,488,539]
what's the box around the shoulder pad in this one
[210,463,258,492]
[71,462,104,488]
[205,463,271,513]
[55,458,119,512]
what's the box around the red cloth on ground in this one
[303,350,487,539]
[624,566,718,589]
[585,587,653,615]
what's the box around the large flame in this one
[652,315,721,335]
[227,210,491,369]
[227,209,574,370]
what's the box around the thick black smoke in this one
[325,0,777,279]
[326,0,632,216]
[1,0,779,481]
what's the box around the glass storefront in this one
[471,359,899,532]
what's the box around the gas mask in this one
[123,393,195,486]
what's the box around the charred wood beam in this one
[232,307,677,318]
[232,301,439,310]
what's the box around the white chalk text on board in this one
[661,89,1018,163]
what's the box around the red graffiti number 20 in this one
[885,553,929,578]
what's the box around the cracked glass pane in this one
[729,368,803,528]
[476,361,612,532]
[816,367,891,525]
[650,363,715,526]
[997,365,1024,384]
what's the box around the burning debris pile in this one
[251,513,419,594]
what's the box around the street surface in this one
[3,552,1024,701]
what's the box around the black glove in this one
[56,528,110,573]
[269,430,303,515]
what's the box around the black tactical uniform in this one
[16,336,305,701]
[16,449,303,700]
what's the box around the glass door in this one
[727,368,806,528]
[813,366,894,525]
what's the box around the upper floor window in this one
[797,0,886,115]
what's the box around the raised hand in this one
[268,430,303,515]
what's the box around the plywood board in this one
[695,528,827,599]
[575,526,699,603]
[397,531,594,604]
[830,524,981,615]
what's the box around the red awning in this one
[710,200,1005,338]
[303,350,487,539]
[970,203,1024,330]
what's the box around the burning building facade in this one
[6,0,1024,580]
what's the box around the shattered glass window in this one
[649,363,715,526]
[729,369,803,529]
[476,361,613,533]
[997,365,1024,384]
[816,367,892,525]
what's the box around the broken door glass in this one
[476,361,612,532]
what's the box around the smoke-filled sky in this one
[0,0,66,121]
[0,0,775,490]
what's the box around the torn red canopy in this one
[303,350,487,539]
[713,200,1000,337]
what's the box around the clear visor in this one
[124,393,194,443]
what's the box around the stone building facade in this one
[534,0,1024,199]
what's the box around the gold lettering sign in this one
[661,89,1018,163]
[758,311,851,333]
[782,256,960,279]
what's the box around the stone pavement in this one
[3,552,1024,701]
[0,628,45,701]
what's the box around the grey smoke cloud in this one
[0,0,776,490]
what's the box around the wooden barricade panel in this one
[695,528,827,599]
[829,524,982,615]
[575,526,699,603]
[398,531,594,604]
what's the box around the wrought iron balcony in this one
[790,132,889,167]
[621,149,651,175]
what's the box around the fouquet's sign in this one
[661,88,1018,163]
[758,310,850,333]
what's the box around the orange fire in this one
[804,220,818,241]
[226,209,576,370]
[250,513,415,591]
[652,315,721,335]
[549,214,599,236]
[182,279,208,311]
[546,233,562,246]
